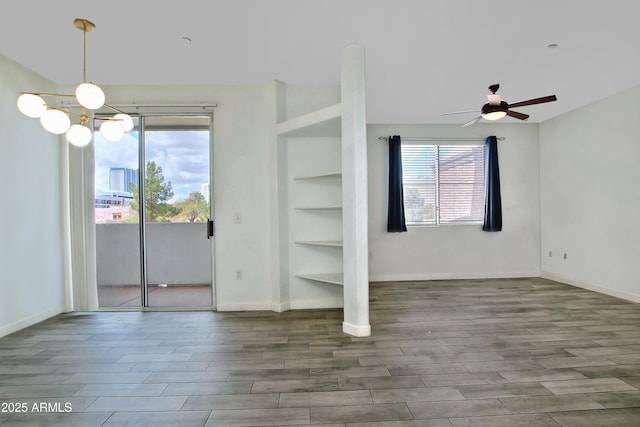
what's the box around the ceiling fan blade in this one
[441,109,480,116]
[462,116,481,127]
[508,95,557,108]
[506,110,530,120]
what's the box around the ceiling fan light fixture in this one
[481,102,508,121]
[482,111,507,121]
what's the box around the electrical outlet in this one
[236,270,243,280]
[563,253,567,259]
[548,251,553,257]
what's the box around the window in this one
[402,144,485,226]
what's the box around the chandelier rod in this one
[83,23,87,82]
[73,18,96,82]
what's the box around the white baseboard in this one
[343,321,371,337]
[369,270,541,283]
[216,302,273,311]
[218,299,342,312]
[290,299,343,310]
[271,301,291,313]
[541,272,640,304]
[0,306,66,338]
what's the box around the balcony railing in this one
[96,222,212,307]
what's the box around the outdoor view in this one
[95,115,213,308]
[94,126,210,225]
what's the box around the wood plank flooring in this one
[1,277,640,426]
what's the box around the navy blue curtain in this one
[387,135,407,232]
[483,135,502,232]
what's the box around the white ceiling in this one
[1,1,638,124]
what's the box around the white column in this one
[341,44,370,336]
[269,80,291,312]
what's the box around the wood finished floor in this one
[1,277,640,426]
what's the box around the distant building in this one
[110,167,138,193]
[95,191,136,223]
[201,183,210,204]
[95,191,134,208]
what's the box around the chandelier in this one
[16,18,133,146]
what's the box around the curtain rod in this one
[378,136,505,142]
[107,103,217,109]
[58,101,217,109]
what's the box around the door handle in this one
[207,219,215,239]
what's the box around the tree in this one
[174,191,209,223]
[129,161,176,222]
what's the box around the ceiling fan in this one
[444,84,557,127]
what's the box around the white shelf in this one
[294,240,343,248]
[294,171,342,181]
[295,273,344,286]
[294,206,342,212]
[276,103,342,137]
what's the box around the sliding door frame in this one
[93,109,216,311]
[138,116,150,307]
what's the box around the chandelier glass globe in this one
[40,109,71,134]
[66,124,93,146]
[75,82,105,110]
[17,93,47,118]
[100,119,125,142]
[114,113,134,132]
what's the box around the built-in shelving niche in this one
[288,133,343,301]
[272,44,370,337]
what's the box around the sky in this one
[95,129,210,203]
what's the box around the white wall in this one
[0,55,67,337]
[368,123,541,282]
[539,85,640,302]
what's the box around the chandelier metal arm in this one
[20,91,76,98]
[20,92,128,118]
[101,103,129,115]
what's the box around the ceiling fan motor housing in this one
[482,101,509,115]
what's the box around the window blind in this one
[401,144,485,226]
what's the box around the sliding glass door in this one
[95,116,142,307]
[95,114,214,308]
[143,116,212,307]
